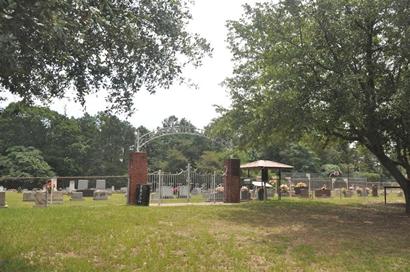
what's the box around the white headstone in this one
[78,180,89,190]
[0,186,4,192]
[51,178,58,191]
[69,180,76,192]
[111,185,115,191]
[96,179,106,190]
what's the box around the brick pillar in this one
[128,152,148,205]
[224,159,241,203]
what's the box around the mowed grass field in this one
[1,193,410,271]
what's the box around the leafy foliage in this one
[221,0,410,210]
[0,146,54,177]
[0,0,211,112]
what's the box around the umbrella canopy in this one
[252,181,273,188]
[240,160,294,170]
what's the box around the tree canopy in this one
[0,0,211,112]
[218,0,410,210]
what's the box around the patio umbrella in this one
[240,160,294,200]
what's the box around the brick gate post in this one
[128,152,148,205]
[224,159,241,203]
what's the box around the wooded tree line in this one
[0,102,386,180]
[0,102,230,176]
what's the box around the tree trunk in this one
[403,184,410,214]
[367,144,410,214]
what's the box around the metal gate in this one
[148,164,224,205]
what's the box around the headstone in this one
[71,192,84,201]
[93,190,108,200]
[49,191,64,204]
[161,186,174,199]
[191,187,201,195]
[0,191,7,208]
[96,179,106,190]
[0,186,4,192]
[34,191,47,208]
[120,187,128,193]
[22,191,35,201]
[178,186,189,198]
[68,180,76,192]
[111,185,115,192]
[78,180,89,190]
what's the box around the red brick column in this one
[128,152,148,205]
[224,159,241,203]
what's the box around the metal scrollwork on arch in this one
[135,125,228,152]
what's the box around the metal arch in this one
[135,125,213,152]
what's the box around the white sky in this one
[2,0,261,130]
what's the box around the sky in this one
[3,0,260,130]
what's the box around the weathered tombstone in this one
[78,180,89,190]
[93,190,108,200]
[160,186,174,199]
[0,191,7,208]
[178,186,189,198]
[49,191,64,204]
[68,180,76,192]
[70,192,84,201]
[111,185,115,192]
[22,191,35,202]
[120,187,128,193]
[34,191,47,208]
[96,179,106,190]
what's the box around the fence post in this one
[213,171,216,204]
[158,170,162,206]
[187,163,191,203]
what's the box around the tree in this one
[0,146,54,177]
[0,0,210,112]
[225,1,410,212]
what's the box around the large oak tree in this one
[0,0,210,112]
[223,0,410,212]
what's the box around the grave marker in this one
[78,180,89,190]
[96,180,106,190]
[0,191,7,208]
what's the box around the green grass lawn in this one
[1,192,410,271]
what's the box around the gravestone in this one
[71,192,84,201]
[49,191,64,204]
[178,186,189,198]
[68,180,76,192]
[78,180,89,190]
[34,192,47,208]
[93,190,108,200]
[22,191,35,201]
[0,191,7,208]
[96,180,106,190]
[160,186,174,199]
[120,187,128,193]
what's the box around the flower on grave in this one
[269,179,277,185]
[240,186,249,192]
[215,186,224,193]
[356,187,363,194]
[295,182,307,188]
[280,184,289,192]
